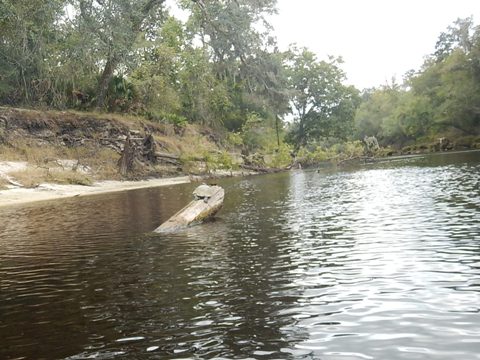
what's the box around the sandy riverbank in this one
[0,160,259,208]
[0,176,192,208]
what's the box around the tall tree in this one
[414,17,480,134]
[0,0,65,104]
[285,46,358,150]
[181,0,281,130]
[354,85,406,144]
[71,0,167,108]
[354,17,480,148]
[434,17,477,62]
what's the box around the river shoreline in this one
[0,176,192,208]
[0,165,261,208]
[2,150,478,209]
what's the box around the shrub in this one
[295,140,366,167]
[226,132,243,147]
[266,143,293,168]
[454,135,480,149]
[340,140,364,159]
[204,150,236,172]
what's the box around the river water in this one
[1,151,479,360]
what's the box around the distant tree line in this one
[355,17,480,147]
[0,1,478,151]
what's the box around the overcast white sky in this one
[271,0,480,89]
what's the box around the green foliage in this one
[296,140,365,167]
[266,143,293,168]
[297,146,332,166]
[183,0,277,67]
[203,150,236,172]
[165,113,188,127]
[106,76,138,112]
[356,17,480,148]
[145,111,188,127]
[1,1,478,157]
[0,0,66,105]
[73,0,168,108]
[215,151,237,171]
[454,135,480,149]
[0,0,286,147]
[285,46,360,150]
[181,0,289,131]
[226,132,243,147]
[331,140,365,159]
[394,93,433,138]
[354,85,403,144]
[237,112,286,155]
[240,113,266,151]
[130,17,185,118]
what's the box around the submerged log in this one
[154,185,224,233]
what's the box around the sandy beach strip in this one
[0,176,191,208]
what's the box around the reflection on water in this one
[1,151,479,359]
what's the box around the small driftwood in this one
[154,185,224,233]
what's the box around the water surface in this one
[1,151,479,359]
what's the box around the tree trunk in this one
[142,134,157,163]
[118,136,136,176]
[294,118,306,152]
[96,56,118,110]
[275,114,280,147]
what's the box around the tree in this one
[259,49,290,147]
[70,0,167,108]
[393,92,433,139]
[430,50,480,133]
[181,0,282,131]
[354,17,480,148]
[412,18,480,135]
[285,46,359,150]
[0,0,66,104]
[183,0,277,66]
[434,17,476,62]
[131,16,185,118]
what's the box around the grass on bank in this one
[0,139,121,181]
[8,167,93,188]
[0,107,237,181]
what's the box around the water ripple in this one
[0,151,479,359]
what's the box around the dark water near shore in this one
[1,151,479,360]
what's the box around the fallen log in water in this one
[154,185,224,233]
